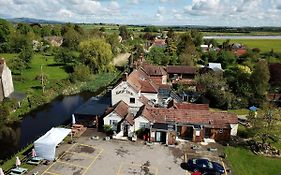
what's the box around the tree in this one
[79,39,113,72]
[52,25,61,36]
[9,32,32,53]
[119,26,130,40]
[167,28,175,40]
[146,46,168,65]
[0,19,13,43]
[54,48,77,64]
[71,64,91,82]
[217,51,236,69]
[19,46,33,68]
[248,104,281,145]
[250,60,270,100]
[41,25,52,37]
[0,19,13,52]
[17,23,32,35]
[190,29,203,47]
[74,24,84,35]
[224,65,252,108]
[62,28,80,50]
[177,33,199,66]
[196,72,234,109]
[106,33,121,56]
[143,26,159,32]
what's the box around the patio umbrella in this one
[72,114,76,125]
[15,156,21,167]
[0,168,4,175]
[249,106,257,111]
[32,148,37,158]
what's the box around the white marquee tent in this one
[34,127,71,160]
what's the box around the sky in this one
[0,0,281,27]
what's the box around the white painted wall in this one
[141,93,158,103]
[103,112,122,131]
[162,75,167,84]
[1,64,14,97]
[230,124,238,136]
[134,116,150,131]
[111,81,143,107]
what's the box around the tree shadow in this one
[31,86,42,90]
[47,63,65,67]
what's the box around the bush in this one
[103,125,113,136]
[70,64,91,82]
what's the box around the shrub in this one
[103,125,113,136]
[70,64,91,82]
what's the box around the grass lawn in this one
[0,53,69,92]
[217,39,281,52]
[225,146,281,175]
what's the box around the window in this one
[109,120,118,130]
[130,98,135,104]
[139,122,149,129]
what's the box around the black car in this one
[187,158,225,174]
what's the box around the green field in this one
[0,53,69,92]
[225,146,281,175]
[217,39,281,52]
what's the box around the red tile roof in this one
[140,107,237,128]
[141,64,167,76]
[106,100,129,118]
[127,69,158,93]
[234,48,247,57]
[167,66,197,74]
[172,101,209,110]
[153,39,166,47]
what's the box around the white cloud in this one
[109,1,120,10]
[58,9,73,18]
[128,0,139,4]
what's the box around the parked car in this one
[187,158,225,174]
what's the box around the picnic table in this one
[27,157,43,165]
[9,167,28,175]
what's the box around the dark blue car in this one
[187,158,225,174]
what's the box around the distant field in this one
[217,39,281,52]
[0,53,68,92]
[225,146,281,175]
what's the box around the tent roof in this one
[34,127,71,146]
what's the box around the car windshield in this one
[208,161,213,169]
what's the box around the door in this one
[123,125,129,136]
[156,132,161,142]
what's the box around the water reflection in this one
[0,91,93,161]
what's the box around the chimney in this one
[122,72,128,81]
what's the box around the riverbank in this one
[0,70,123,170]
[7,71,121,122]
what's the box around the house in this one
[103,100,135,137]
[43,36,63,47]
[166,65,197,85]
[0,58,14,101]
[152,39,166,48]
[111,69,159,108]
[141,64,167,85]
[142,107,238,144]
[208,63,223,72]
[234,48,247,58]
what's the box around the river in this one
[0,91,97,161]
[203,36,281,39]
